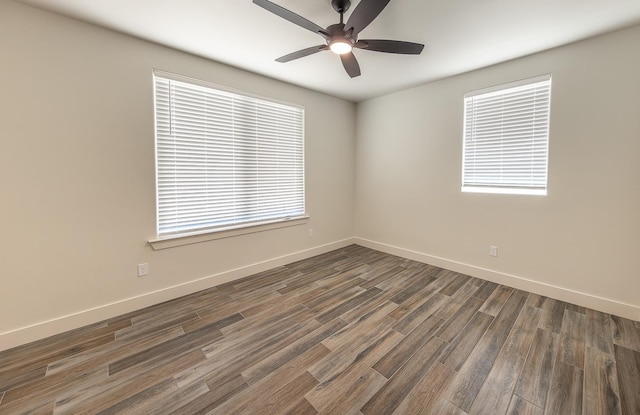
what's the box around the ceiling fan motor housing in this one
[327,23,356,45]
[331,0,351,14]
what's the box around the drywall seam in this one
[0,238,355,352]
[354,237,640,321]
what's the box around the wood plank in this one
[438,311,494,371]
[514,328,559,408]
[315,288,384,324]
[305,330,403,412]
[197,320,322,389]
[338,285,402,324]
[320,301,398,352]
[172,374,247,414]
[114,312,198,341]
[247,371,320,415]
[544,360,583,415]
[614,344,640,415]
[565,303,586,315]
[54,349,206,415]
[276,268,339,294]
[207,343,328,415]
[45,326,184,377]
[313,265,372,293]
[556,309,586,368]
[361,267,415,291]
[434,296,485,343]
[439,272,471,296]
[392,292,450,335]
[0,365,47,395]
[583,346,621,415]
[361,336,447,415]
[526,293,546,309]
[288,255,341,274]
[388,268,438,304]
[219,303,307,337]
[478,285,513,316]
[538,298,566,334]
[506,395,543,415]
[586,308,615,355]
[0,332,115,381]
[444,290,528,412]
[0,362,109,409]
[390,362,456,415]
[473,280,498,302]
[107,313,236,375]
[127,292,226,327]
[141,379,210,415]
[316,368,387,415]
[467,305,541,415]
[430,398,467,415]
[468,276,484,288]
[387,271,456,321]
[311,313,397,383]
[611,315,640,352]
[283,398,318,415]
[95,378,177,415]
[434,280,480,322]
[239,282,317,318]
[0,320,115,371]
[241,318,348,385]
[372,315,443,378]
[329,252,378,272]
[302,282,366,313]
[1,400,56,415]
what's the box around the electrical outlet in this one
[489,246,498,257]
[308,229,314,238]
[137,263,149,277]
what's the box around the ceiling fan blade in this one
[253,0,329,38]
[276,45,329,63]
[344,0,391,36]
[340,52,361,78]
[355,39,424,54]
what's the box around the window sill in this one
[148,216,309,250]
[462,186,547,196]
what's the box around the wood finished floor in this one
[1,245,639,415]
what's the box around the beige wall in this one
[355,25,640,317]
[0,1,355,348]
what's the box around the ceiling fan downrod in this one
[332,0,351,24]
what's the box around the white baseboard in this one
[0,238,355,352]
[354,237,640,321]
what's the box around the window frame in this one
[461,74,552,196]
[149,70,307,249]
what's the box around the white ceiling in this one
[16,0,640,102]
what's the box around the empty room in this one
[1,0,639,414]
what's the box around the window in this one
[462,75,551,195]
[153,71,305,237]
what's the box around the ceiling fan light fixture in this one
[329,39,353,55]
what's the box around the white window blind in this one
[462,75,551,195]
[153,71,305,236]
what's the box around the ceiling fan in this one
[253,0,425,78]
